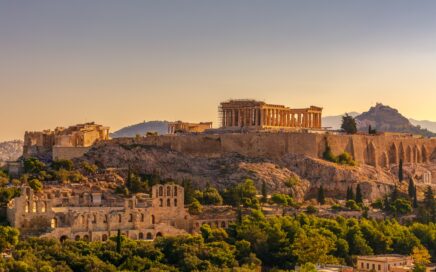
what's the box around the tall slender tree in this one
[408,178,415,198]
[399,159,404,182]
[116,229,122,253]
[413,186,418,209]
[356,184,363,204]
[346,186,355,201]
[261,181,267,204]
[317,185,325,205]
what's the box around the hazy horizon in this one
[1,1,436,141]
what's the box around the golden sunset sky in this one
[1,1,436,141]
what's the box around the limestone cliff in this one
[81,137,435,201]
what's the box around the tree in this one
[346,186,355,201]
[322,140,337,163]
[317,186,325,205]
[356,184,363,204]
[292,230,337,265]
[188,199,203,215]
[116,229,122,253]
[421,186,436,222]
[399,159,404,182]
[408,178,416,198]
[0,226,19,252]
[51,160,73,171]
[28,179,43,192]
[391,186,399,202]
[341,114,357,134]
[261,181,267,204]
[413,186,418,209]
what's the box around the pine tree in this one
[408,178,415,198]
[116,229,122,253]
[399,159,404,182]
[317,186,325,205]
[261,181,267,204]
[356,184,363,204]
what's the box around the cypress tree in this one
[423,186,436,222]
[261,180,267,203]
[346,186,355,201]
[398,159,404,182]
[413,186,418,209]
[116,229,122,253]
[408,178,415,198]
[317,185,325,205]
[356,184,363,204]
[391,186,399,202]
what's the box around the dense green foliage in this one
[341,114,357,134]
[322,141,356,166]
[0,213,435,271]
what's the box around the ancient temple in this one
[219,100,323,130]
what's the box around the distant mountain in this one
[355,103,436,137]
[111,121,169,138]
[409,119,436,133]
[0,140,23,165]
[322,112,359,130]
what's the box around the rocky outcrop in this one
[0,140,23,166]
[81,138,435,201]
[356,103,436,137]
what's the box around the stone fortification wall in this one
[108,133,436,167]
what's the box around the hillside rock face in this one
[81,139,432,201]
[356,103,436,137]
[0,140,23,165]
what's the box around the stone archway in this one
[388,143,398,165]
[365,142,377,167]
[399,143,405,162]
[156,232,163,238]
[431,148,436,162]
[406,146,412,163]
[60,235,68,242]
[146,232,153,240]
[415,146,421,163]
[379,152,388,168]
[422,146,429,163]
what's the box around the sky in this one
[1,1,436,141]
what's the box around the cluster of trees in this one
[0,212,435,271]
[322,141,356,166]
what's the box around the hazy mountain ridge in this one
[322,106,436,135]
[0,140,23,165]
[111,121,169,138]
[355,103,436,137]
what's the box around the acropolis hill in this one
[81,100,436,202]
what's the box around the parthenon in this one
[219,100,323,130]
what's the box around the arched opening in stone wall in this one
[118,214,122,223]
[75,235,80,241]
[167,199,171,207]
[379,152,388,168]
[159,199,163,207]
[422,146,428,162]
[399,143,405,162]
[41,202,47,213]
[51,218,58,228]
[174,199,177,207]
[166,186,171,196]
[139,232,144,240]
[32,201,37,213]
[415,146,421,163]
[406,146,412,163]
[389,143,398,165]
[431,148,436,162]
[156,232,163,238]
[174,187,178,196]
[25,202,29,213]
[102,234,108,241]
[151,215,155,224]
[365,142,377,166]
[159,186,163,196]
[83,235,89,241]
[128,214,133,222]
[60,235,68,242]
[146,232,153,240]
